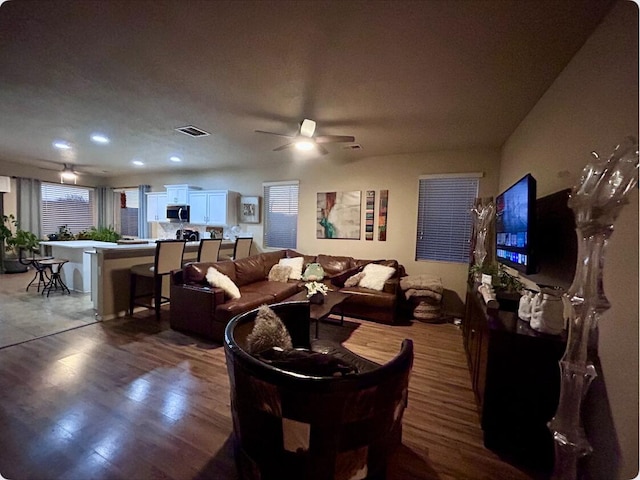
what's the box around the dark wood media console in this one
[463,285,567,474]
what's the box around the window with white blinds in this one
[416,174,480,263]
[41,183,96,236]
[263,181,299,249]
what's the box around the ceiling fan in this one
[37,162,83,183]
[59,164,81,183]
[255,119,355,155]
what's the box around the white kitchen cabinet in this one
[146,192,168,222]
[188,192,208,224]
[164,184,201,205]
[188,190,238,226]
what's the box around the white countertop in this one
[40,239,234,251]
[40,240,119,248]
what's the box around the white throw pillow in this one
[358,263,396,291]
[278,256,304,280]
[206,266,241,299]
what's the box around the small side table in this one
[39,258,71,297]
[19,254,55,292]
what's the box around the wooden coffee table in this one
[288,290,351,338]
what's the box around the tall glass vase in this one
[471,199,495,279]
[548,137,638,480]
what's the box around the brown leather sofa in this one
[170,249,404,343]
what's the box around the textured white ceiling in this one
[0,0,613,176]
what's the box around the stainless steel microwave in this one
[166,204,190,223]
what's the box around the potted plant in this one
[84,225,121,243]
[0,214,40,273]
[469,262,524,293]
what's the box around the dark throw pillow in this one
[257,347,358,377]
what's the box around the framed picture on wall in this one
[240,196,260,223]
[316,191,361,239]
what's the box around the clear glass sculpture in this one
[471,199,495,277]
[548,136,639,480]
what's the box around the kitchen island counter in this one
[39,240,118,293]
[39,239,235,319]
[95,239,235,320]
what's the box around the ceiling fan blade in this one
[314,135,355,144]
[316,145,329,155]
[255,130,295,139]
[273,143,294,152]
[300,119,316,138]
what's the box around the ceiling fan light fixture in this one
[299,119,316,138]
[60,166,78,184]
[294,140,315,151]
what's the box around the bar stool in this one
[197,238,222,262]
[39,258,71,297]
[232,237,253,260]
[21,252,54,292]
[129,240,186,320]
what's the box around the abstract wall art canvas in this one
[365,190,375,240]
[316,191,361,239]
[378,189,388,241]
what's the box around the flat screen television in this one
[495,174,536,274]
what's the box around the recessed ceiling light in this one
[132,160,144,166]
[169,156,182,163]
[91,133,110,144]
[53,141,72,150]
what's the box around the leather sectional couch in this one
[169,249,404,343]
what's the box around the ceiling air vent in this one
[175,125,211,137]
[342,144,362,150]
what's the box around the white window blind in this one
[124,189,139,208]
[41,183,95,236]
[416,175,479,263]
[263,181,299,249]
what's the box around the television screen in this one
[495,174,536,274]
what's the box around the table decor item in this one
[548,136,638,480]
[305,281,329,304]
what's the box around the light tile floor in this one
[0,269,97,349]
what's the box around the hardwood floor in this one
[0,272,534,480]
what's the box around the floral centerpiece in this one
[304,281,329,304]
